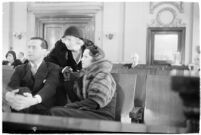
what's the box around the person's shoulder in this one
[15,59,22,64]
[50,39,67,52]
[55,40,65,47]
[23,59,29,64]
[46,61,61,70]
[2,60,9,65]
[15,62,28,71]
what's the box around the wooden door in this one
[44,24,64,51]
[43,18,95,51]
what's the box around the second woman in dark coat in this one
[44,26,93,72]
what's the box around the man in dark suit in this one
[4,37,60,114]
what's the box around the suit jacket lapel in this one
[33,61,48,92]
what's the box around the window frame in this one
[146,27,186,65]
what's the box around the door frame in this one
[27,2,103,45]
[36,17,95,41]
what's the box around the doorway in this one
[37,17,95,51]
[27,2,102,50]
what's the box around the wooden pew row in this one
[112,73,137,122]
[143,75,186,127]
[112,63,190,76]
[2,65,15,112]
[3,112,187,133]
[2,65,138,123]
[111,64,193,124]
[3,64,194,128]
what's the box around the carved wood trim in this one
[27,2,103,17]
[150,2,184,14]
[156,7,176,27]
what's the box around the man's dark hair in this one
[30,37,48,50]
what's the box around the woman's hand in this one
[61,37,70,46]
[62,66,73,81]
[62,66,73,73]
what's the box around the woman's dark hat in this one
[63,26,83,39]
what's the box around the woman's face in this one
[81,49,93,69]
[62,36,84,51]
[6,53,14,63]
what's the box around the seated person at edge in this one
[3,50,22,68]
[4,37,60,114]
[44,26,94,72]
[18,51,29,64]
[50,45,117,121]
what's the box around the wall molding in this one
[27,2,103,18]
[150,2,184,14]
[148,2,186,27]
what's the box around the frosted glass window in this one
[154,34,178,62]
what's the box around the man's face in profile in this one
[27,39,46,62]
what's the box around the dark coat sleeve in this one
[44,40,68,68]
[7,65,32,94]
[65,98,99,110]
[37,63,60,102]
[7,65,24,89]
[64,72,99,110]
[12,59,22,68]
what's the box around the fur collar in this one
[83,59,113,78]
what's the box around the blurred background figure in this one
[194,45,200,71]
[188,45,200,71]
[18,51,29,64]
[130,53,139,68]
[4,50,22,68]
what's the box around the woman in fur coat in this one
[50,45,117,120]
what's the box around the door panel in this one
[43,17,95,51]
[44,24,63,51]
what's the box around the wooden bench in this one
[3,112,187,133]
[112,73,137,122]
[144,75,186,127]
[3,64,190,128]
[112,64,191,124]
[2,68,138,123]
[2,65,15,112]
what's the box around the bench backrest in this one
[2,65,15,112]
[112,73,137,122]
[144,75,186,127]
[3,65,14,88]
